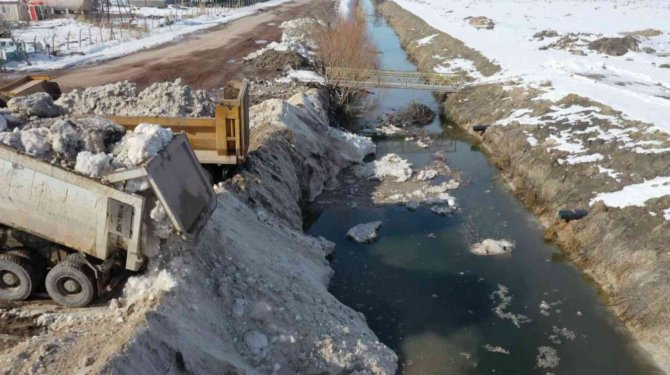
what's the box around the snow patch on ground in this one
[590,176,670,208]
[394,0,670,134]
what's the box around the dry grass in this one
[312,6,378,120]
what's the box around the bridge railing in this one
[324,67,467,91]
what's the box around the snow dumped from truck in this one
[0,84,397,374]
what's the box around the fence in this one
[6,0,275,63]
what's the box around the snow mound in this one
[470,239,514,256]
[355,153,413,182]
[113,123,173,167]
[7,93,64,118]
[347,221,383,244]
[75,151,113,178]
[57,79,214,117]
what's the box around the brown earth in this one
[379,1,670,372]
[41,0,329,92]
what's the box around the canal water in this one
[305,0,660,374]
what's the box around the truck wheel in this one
[6,249,44,291]
[0,254,35,301]
[46,261,96,307]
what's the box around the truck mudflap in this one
[107,134,217,240]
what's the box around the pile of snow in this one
[355,153,413,182]
[277,69,326,84]
[113,124,173,167]
[470,239,514,256]
[57,79,214,117]
[7,93,64,118]
[239,89,375,226]
[347,221,383,244]
[394,0,670,134]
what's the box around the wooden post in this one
[215,104,229,156]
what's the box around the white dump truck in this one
[0,133,216,307]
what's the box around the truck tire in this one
[0,253,35,301]
[45,261,96,307]
[6,249,45,291]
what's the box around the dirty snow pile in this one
[347,221,383,244]
[232,88,375,229]
[1,92,176,196]
[395,0,670,133]
[56,78,215,117]
[353,151,460,215]
[355,153,413,182]
[470,239,514,256]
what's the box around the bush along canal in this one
[305,0,661,373]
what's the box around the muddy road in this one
[47,0,327,91]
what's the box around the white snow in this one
[490,284,532,328]
[558,153,604,165]
[347,221,383,244]
[470,239,514,256]
[74,151,113,178]
[277,69,326,84]
[114,123,173,166]
[597,166,622,181]
[355,153,413,182]
[434,58,482,79]
[8,0,293,71]
[590,176,670,208]
[393,0,670,134]
[416,33,438,46]
[536,346,560,369]
[664,208,670,220]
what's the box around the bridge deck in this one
[325,67,466,92]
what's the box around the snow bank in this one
[393,0,670,134]
[347,221,383,244]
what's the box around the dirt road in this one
[51,0,326,91]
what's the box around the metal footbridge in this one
[325,67,467,92]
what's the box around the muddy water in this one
[305,1,660,374]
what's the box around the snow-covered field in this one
[394,0,670,133]
[7,0,292,71]
[393,0,670,216]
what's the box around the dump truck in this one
[0,133,217,307]
[0,75,62,107]
[106,80,250,168]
